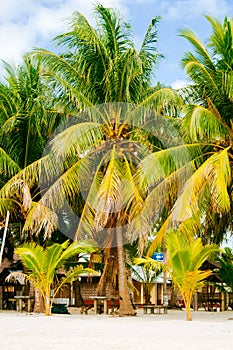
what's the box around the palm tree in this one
[0,54,63,170]
[10,240,96,316]
[17,102,180,316]
[133,16,233,253]
[174,16,233,243]
[0,53,68,245]
[166,230,219,320]
[0,5,182,316]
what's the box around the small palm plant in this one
[166,230,220,320]
[133,257,162,304]
[12,240,96,316]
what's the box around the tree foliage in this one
[12,240,96,315]
[166,230,219,320]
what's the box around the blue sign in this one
[152,252,164,261]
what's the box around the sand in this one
[1,308,233,350]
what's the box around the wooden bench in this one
[143,305,168,314]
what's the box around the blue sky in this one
[0,0,233,87]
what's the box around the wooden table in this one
[14,296,34,312]
[87,296,120,314]
[88,296,108,314]
[143,304,168,314]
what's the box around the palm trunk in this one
[184,293,192,321]
[96,252,110,296]
[44,293,52,316]
[116,226,136,316]
[96,245,117,296]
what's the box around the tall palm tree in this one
[135,16,233,253]
[177,16,233,243]
[0,54,63,170]
[13,102,180,316]
[0,5,181,315]
[0,54,67,243]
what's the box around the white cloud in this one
[165,0,230,20]
[0,0,34,19]
[171,79,189,89]
[0,0,126,74]
[123,0,155,3]
[0,24,35,64]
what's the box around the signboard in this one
[152,252,164,261]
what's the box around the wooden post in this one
[140,283,144,304]
[0,211,10,266]
[70,280,73,306]
[163,246,168,306]
[163,270,168,305]
[154,282,158,305]
[103,299,108,314]
[94,299,98,314]
[226,292,229,310]
[161,283,164,305]
[0,211,10,310]
[0,286,3,310]
[221,292,224,311]
[194,293,198,311]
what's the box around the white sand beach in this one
[1,309,233,350]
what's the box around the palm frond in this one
[139,16,162,80]
[0,154,56,203]
[15,243,46,276]
[192,242,221,270]
[182,59,218,91]
[206,16,233,70]
[138,87,183,115]
[0,147,21,180]
[49,121,103,159]
[95,4,132,53]
[147,146,231,254]
[44,242,67,282]
[23,202,58,239]
[179,29,215,71]
[135,144,198,191]
[57,240,96,267]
